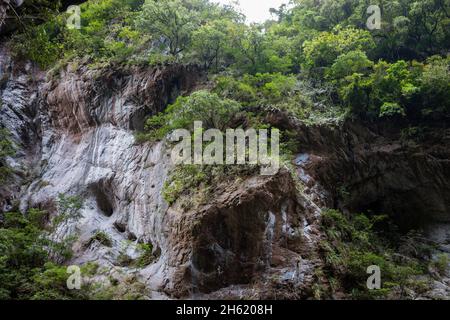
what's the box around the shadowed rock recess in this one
[1,42,449,299]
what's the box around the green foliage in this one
[379,102,406,118]
[162,164,259,207]
[30,262,90,300]
[162,165,208,205]
[12,24,61,69]
[303,27,375,74]
[335,57,450,119]
[89,275,148,300]
[137,0,199,56]
[116,250,134,267]
[214,73,298,106]
[143,90,242,141]
[5,0,450,301]
[9,0,62,22]
[89,231,112,247]
[431,253,450,276]
[0,209,86,300]
[328,50,374,80]
[133,243,156,268]
[136,0,242,66]
[0,127,14,183]
[10,0,448,125]
[81,262,100,276]
[419,55,450,116]
[54,193,83,224]
[190,20,230,70]
[339,73,373,117]
[245,73,298,103]
[288,0,449,61]
[318,210,427,299]
[12,0,146,68]
[213,76,257,106]
[227,24,293,74]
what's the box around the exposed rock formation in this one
[263,108,450,229]
[0,1,9,27]
[162,169,324,298]
[1,44,449,299]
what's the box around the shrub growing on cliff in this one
[0,210,88,299]
[133,243,156,268]
[0,127,14,183]
[89,231,113,247]
[318,210,427,299]
[12,23,62,69]
[430,253,450,277]
[162,164,259,208]
[143,90,242,142]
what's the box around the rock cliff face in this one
[293,121,450,230]
[1,46,449,299]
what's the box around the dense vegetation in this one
[0,194,150,299]
[0,195,87,299]
[1,0,449,299]
[315,210,447,299]
[9,0,449,121]
[0,127,14,183]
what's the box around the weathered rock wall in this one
[1,45,449,298]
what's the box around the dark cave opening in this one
[346,188,447,233]
[89,182,115,217]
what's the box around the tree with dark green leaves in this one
[0,201,87,300]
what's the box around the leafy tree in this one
[261,32,294,74]
[3,0,62,28]
[303,26,375,75]
[12,23,61,68]
[137,0,200,56]
[419,55,450,116]
[243,73,298,104]
[290,0,450,61]
[0,208,87,300]
[369,60,420,117]
[213,76,257,106]
[339,73,373,117]
[328,50,374,80]
[145,90,241,141]
[318,210,425,299]
[213,73,299,106]
[191,20,230,70]
[379,102,406,118]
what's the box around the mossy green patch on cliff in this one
[88,230,113,247]
[162,164,260,208]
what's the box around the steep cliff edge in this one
[1,45,449,299]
